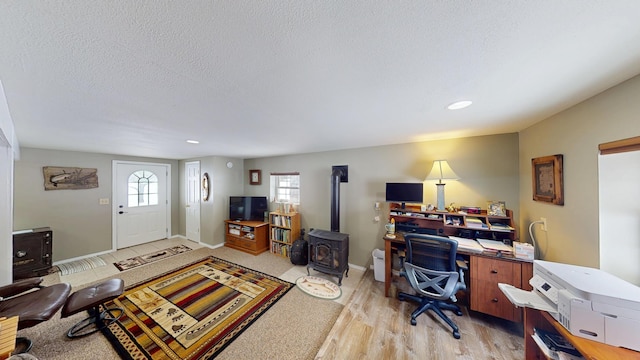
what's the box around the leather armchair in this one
[0,277,71,353]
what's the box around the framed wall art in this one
[249,169,261,185]
[43,166,98,190]
[531,154,564,205]
[487,201,506,216]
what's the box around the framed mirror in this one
[202,172,210,201]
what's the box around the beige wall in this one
[14,148,180,262]
[519,74,640,267]
[245,133,520,267]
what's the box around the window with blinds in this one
[270,173,300,205]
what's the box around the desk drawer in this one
[226,235,256,251]
[471,256,523,322]
[473,257,520,284]
[472,279,520,321]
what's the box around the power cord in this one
[528,220,544,260]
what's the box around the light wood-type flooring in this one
[316,270,525,359]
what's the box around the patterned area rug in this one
[57,256,107,275]
[114,245,192,271]
[102,256,293,359]
[295,275,342,300]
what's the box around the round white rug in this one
[295,275,342,300]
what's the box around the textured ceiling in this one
[2,1,640,160]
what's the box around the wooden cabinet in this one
[389,203,517,241]
[13,227,53,280]
[524,308,640,360]
[470,256,533,322]
[224,220,269,255]
[268,211,300,258]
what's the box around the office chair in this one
[0,277,71,353]
[397,234,467,339]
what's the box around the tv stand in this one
[224,220,268,255]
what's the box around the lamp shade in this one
[425,160,459,183]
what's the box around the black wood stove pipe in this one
[330,165,348,232]
[331,169,340,232]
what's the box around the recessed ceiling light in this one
[447,100,473,110]
[186,140,199,144]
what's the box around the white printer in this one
[499,260,640,351]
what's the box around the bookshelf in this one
[269,211,301,258]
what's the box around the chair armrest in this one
[0,277,43,299]
[456,259,468,271]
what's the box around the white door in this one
[185,161,201,242]
[114,162,169,249]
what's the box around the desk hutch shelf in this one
[388,203,517,241]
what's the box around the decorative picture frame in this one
[43,166,98,190]
[487,201,506,216]
[249,169,261,185]
[532,154,564,205]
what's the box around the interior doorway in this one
[185,161,201,242]
[113,161,171,249]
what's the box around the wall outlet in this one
[99,198,110,205]
[540,217,547,231]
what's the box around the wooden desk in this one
[384,234,533,322]
[524,307,640,359]
[0,316,19,360]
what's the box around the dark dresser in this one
[12,227,53,280]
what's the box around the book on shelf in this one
[271,214,292,228]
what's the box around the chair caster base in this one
[12,337,33,355]
[67,306,123,338]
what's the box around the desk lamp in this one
[425,160,459,211]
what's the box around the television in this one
[385,182,424,207]
[229,196,268,221]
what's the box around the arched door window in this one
[128,170,159,207]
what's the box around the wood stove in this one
[13,227,53,280]
[307,229,349,285]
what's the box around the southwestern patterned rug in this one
[101,256,293,359]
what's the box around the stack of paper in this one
[476,238,514,253]
[465,218,488,229]
[489,222,515,232]
[449,236,484,253]
[532,327,583,359]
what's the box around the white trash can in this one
[372,249,385,282]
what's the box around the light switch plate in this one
[99,198,110,205]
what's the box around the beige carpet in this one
[20,246,345,360]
